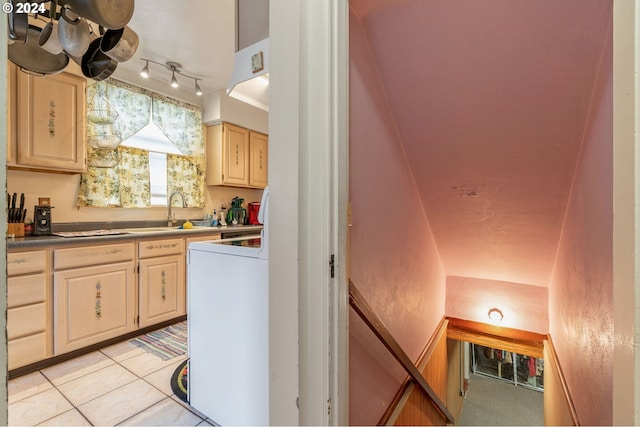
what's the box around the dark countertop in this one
[8,223,263,250]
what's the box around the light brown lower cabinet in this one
[54,261,136,354]
[138,238,185,328]
[7,250,50,370]
[53,243,136,355]
[8,231,228,368]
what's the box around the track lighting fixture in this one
[139,58,203,96]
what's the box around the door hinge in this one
[329,254,335,279]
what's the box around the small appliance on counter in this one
[33,205,53,236]
[248,202,261,225]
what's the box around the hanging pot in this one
[7,1,28,43]
[9,25,69,76]
[39,0,63,54]
[58,7,92,57]
[60,0,134,30]
[100,26,139,63]
[81,37,117,81]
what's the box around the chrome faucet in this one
[168,191,187,226]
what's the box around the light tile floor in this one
[8,333,217,426]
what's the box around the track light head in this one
[170,71,179,88]
[140,60,149,78]
[195,80,203,96]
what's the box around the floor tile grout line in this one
[9,324,191,426]
[34,406,95,427]
[48,362,140,409]
[138,361,209,423]
[110,392,167,426]
[7,371,56,405]
[40,356,116,388]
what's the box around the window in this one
[121,122,182,207]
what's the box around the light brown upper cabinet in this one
[206,122,268,189]
[9,63,87,173]
[249,131,268,188]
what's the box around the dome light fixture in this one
[488,307,504,323]
[139,58,203,96]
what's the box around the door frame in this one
[269,1,349,425]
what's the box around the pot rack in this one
[7,0,138,79]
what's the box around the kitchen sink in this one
[121,226,214,234]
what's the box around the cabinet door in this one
[16,70,86,173]
[222,123,250,186]
[138,255,185,328]
[249,132,268,188]
[7,62,17,166]
[54,261,136,354]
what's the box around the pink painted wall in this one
[446,276,548,334]
[349,9,446,425]
[549,16,613,426]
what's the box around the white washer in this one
[187,188,269,426]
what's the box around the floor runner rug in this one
[130,321,188,361]
[171,359,189,403]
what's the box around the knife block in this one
[7,223,24,237]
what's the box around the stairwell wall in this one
[548,10,613,425]
[349,8,446,425]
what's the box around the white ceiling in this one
[351,0,612,287]
[111,0,236,105]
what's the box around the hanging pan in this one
[60,0,134,30]
[80,37,117,81]
[9,24,69,76]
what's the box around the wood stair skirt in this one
[349,280,455,425]
[379,318,460,426]
[378,318,579,426]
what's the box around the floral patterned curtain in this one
[77,79,205,208]
[152,98,205,171]
[77,147,150,208]
[167,154,205,207]
[86,80,152,141]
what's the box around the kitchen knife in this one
[10,192,16,223]
[18,193,24,224]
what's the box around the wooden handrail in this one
[545,336,580,426]
[349,280,455,424]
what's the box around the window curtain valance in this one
[77,78,205,208]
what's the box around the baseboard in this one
[9,315,187,379]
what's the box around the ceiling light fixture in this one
[488,307,504,323]
[139,58,203,96]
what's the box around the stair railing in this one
[349,280,455,424]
